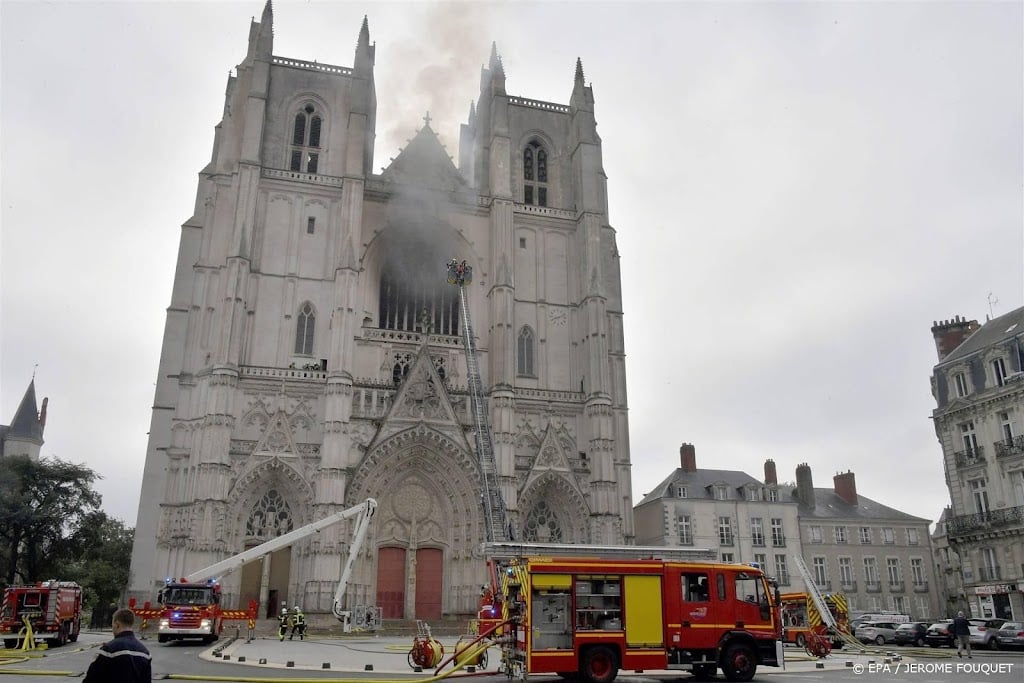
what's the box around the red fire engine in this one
[1,581,82,649]
[481,543,783,683]
[132,498,377,643]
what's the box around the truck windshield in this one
[163,588,213,605]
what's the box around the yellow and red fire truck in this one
[484,543,783,683]
[780,591,849,652]
[1,581,82,648]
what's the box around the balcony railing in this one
[946,505,1024,536]
[889,581,906,593]
[978,566,1001,581]
[954,446,985,468]
[913,581,929,593]
[994,435,1024,459]
[815,580,832,591]
[840,581,857,592]
[865,581,882,593]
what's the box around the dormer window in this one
[953,371,968,397]
[289,103,322,174]
[992,357,1008,387]
[714,485,728,501]
[676,486,688,498]
[523,140,548,206]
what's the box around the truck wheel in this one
[720,643,757,682]
[68,617,79,643]
[157,634,168,644]
[794,633,805,648]
[580,645,619,683]
[3,639,19,649]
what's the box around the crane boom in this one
[447,259,511,542]
[183,498,377,619]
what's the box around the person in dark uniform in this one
[278,605,291,642]
[84,608,151,682]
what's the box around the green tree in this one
[0,455,101,584]
[65,511,134,619]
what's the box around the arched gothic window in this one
[517,326,535,377]
[294,303,315,355]
[378,270,461,337]
[245,489,294,538]
[289,103,322,174]
[523,500,563,542]
[523,140,548,207]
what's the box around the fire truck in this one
[483,543,783,683]
[780,591,850,650]
[1,581,82,649]
[133,498,377,643]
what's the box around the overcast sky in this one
[2,0,1021,529]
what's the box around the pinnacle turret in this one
[358,15,370,49]
[575,57,584,85]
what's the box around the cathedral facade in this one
[129,2,634,619]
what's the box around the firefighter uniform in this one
[278,606,290,641]
[289,606,306,640]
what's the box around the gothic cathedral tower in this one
[129,3,634,619]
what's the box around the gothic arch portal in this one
[348,423,490,615]
[206,456,315,611]
[518,472,590,543]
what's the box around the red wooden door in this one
[376,547,406,619]
[415,548,442,620]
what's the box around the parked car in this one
[856,621,900,645]
[893,622,929,647]
[995,621,1024,650]
[925,621,955,648]
[969,618,1007,650]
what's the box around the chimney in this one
[764,459,777,485]
[795,463,815,510]
[834,470,858,505]
[680,443,697,473]
[931,315,980,361]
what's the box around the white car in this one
[857,621,900,645]
[969,619,1006,650]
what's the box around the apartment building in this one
[931,307,1024,620]
[779,464,942,619]
[635,448,942,619]
[635,445,806,591]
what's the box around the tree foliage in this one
[64,511,134,618]
[0,455,102,585]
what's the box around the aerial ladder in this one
[185,498,378,624]
[447,259,511,543]
[792,554,862,655]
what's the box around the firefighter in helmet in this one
[278,605,291,641]
[289,605,306,640]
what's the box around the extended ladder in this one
[792,554,838,632]
[448,260,511,542]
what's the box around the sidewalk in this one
[209,635,894,676]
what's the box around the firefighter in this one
[289,606,306,640]
[278,605,291,641]
[83,608,151,683]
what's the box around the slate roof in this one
[777,484,931,524]
[5,380,42,440]
[636,467,771,506]
[939,305,1024,367]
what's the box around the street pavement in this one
[209,634,918,676]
